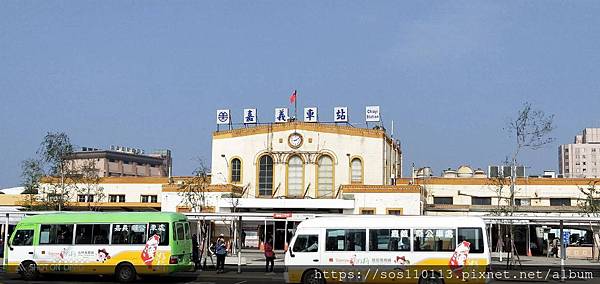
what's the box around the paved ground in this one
[0,271,598,284]
[1,254,598,283]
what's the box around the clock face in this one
[288,133,303,148]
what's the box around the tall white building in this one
[208,121,412,214]
[559,128,600,178]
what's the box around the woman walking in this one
[264,238,275,273]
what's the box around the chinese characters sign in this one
[334,107,348,122]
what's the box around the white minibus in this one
[285,216,490,284]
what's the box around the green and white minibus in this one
[4,212,194,282]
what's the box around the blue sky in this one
[1,1,599,188]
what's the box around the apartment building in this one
[559,128,600,178]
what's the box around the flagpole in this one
[294,90,297,120]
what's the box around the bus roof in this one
[297,215,486,229]
[16,212,188,225]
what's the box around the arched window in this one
[258,155,273,196]
[317,155,334,197]
[287,155,304,197]
[230,158,241,184]
[351,158,363,183]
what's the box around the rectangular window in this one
[12,230,34,246]
[184,222,191,240]
[471,197,492,206]
[325,229,366,251]
[387,209,403,216]
[109,195,125,203]
[434,197,453,205]
[550,198,571,206]
[458,228,485,253]
[515,198,531,206]
[78,195,94,202]
[414,229,456,252]
[111,224,147,245]
[360,208,375,215]
[292,234,319,252]
[149,223,169,245]
[75,224,110,244]
[369,229,410,251]
[40,224,74,245]
[141,195,158,203]
[175,222,185,240]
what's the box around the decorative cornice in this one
[399,177,600,186]
[341,184,421,193]
[213,122,389,140]
[162,184,243,193]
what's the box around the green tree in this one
[20,131,81,211]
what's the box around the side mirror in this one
[289,248,295,258]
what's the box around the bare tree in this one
[75,159,105,211]
[178,160,210,212]
[489,169,512,216]
[578,181,600,261]
[177,158,213,268]
[503,102,555,266]
[579,181,600,217]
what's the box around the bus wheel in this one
[418,271,444,284]
[302,269,325,284]
[19,261,39,281]
[115,263,137,283]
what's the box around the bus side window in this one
[12,230,34,246]
[369,229,410,251]
[325,229,366,252]
[112,224,147,245]
[414,229,455,252]
[149,223,169,245]
[458,228,484,253]
[75,224,94,244]
[40,224,74,245]
[292,235,318,252]
[92,224,110,244]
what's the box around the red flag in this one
[290,90,297,104]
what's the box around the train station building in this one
[5,118,600,256]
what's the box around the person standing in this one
[192,234,199,270]
[551,237,559,258]
[215,233,227,273]
[264,238,275,273]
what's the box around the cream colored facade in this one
[203,122,422,215]
[402,177,600,217]
[211,122,402,198]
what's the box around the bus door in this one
[172,221,192,263]
[7,225,36,265]
[289,229,321,266]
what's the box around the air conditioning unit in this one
[516,166,525,177]
[488,166,499,178]
[502,166,512,178]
